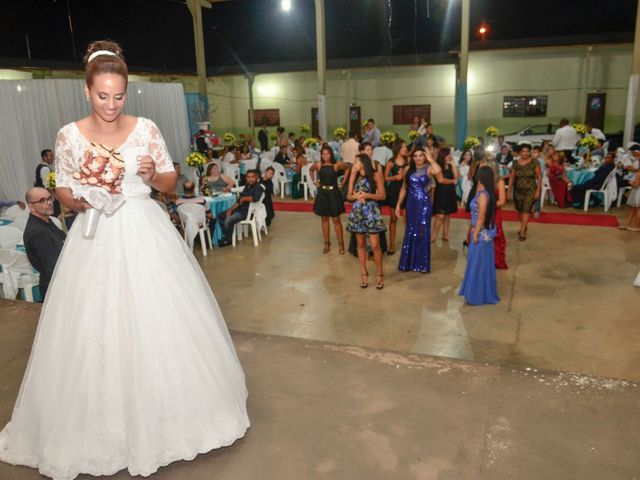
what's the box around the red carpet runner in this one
[273,202,620,228]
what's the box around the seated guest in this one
[217,170,263,246]
[176,181,206,206]
[173,162,188,196]
[495,145,513,166]
[152,189,181,228]
[22,187,66,300]
[222,145,238,164]
[289,145,309,199]
[547,152,572,208]
[240,144,252,160]
[260,166,276,226]
[0,199,26,215]
[202,163,234,195]
[592,139,606,158]
[274,143,291,166]
[571,152,616,208]
[617,144,640,190]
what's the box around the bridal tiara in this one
[88,50,117,63]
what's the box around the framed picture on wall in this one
[393,105,431,125]
[250,109,281,127]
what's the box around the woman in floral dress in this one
[346,154,387,289]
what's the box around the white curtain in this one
[0,79,190,200]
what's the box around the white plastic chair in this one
[540,173,555,209]
[617,186,632,207]
[271,162,291,198]
[233,192,266,247]
[4,206,29,231]
[584,169,618,212]
[298,163,317,201]
[0,248,39,301]
[0,225,23,249]
[177,203,212,256]
[222,163,241,188]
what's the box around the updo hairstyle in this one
[83,40,128,87]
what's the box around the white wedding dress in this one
[0,118,250,479]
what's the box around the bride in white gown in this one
[0,41,249,480]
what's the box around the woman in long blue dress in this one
[396,148,445,273]
[346,154,387,289]
[459,166,500,305]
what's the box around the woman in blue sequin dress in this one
[459,166,500,305]
[396,148,445,273]
[346,154,387,289]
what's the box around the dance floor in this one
[273,202,621,228]
[1,203,638,479]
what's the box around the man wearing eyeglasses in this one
[22,187,66,300]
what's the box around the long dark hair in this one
[356,154,377,193]
[404,147,426,186]
[476,166,496,229]
[320,145,336,164]
[392,138,406,160]
[436,148,451,172]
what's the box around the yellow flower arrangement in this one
[223,132,236,145]
[333,127,346,139]
[485,126,500,137]
[463,136,480,150]
[45,171,56,189]
[185,151,206,168]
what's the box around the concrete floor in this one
[1,300,638,480]
[1,205,639,479]
[202,208,640,381]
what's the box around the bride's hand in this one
[137,155,156,183]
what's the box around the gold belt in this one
[320,185,335,190]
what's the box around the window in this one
[393,105,431,125]
[250,109,280,127]
[502,96,547,117]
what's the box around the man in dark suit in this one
[23,187,67,300]
[570,152,616,208]
[273,144,291,166]
[258,125,269,152]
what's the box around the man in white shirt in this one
[552,119,580,164]
[340,130,360,164]
[372,144,393,167]
[362,119,381,147]
[586,123,606,141]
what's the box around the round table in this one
[239,157,258,175]
[204,194,236,245]
[566,168,596,185]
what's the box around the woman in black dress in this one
[431,148,459,242]
[384,139,408,254]
[310,145,350,253]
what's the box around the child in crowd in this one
[260,166,276,226]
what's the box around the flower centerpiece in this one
[362,119,369,129]
[71,143,126,238]
[269,133,278,146]
[408,130,419,142]
[381,131,398,145]
[300,124,310,134]
[303,137,319,149]
[333,127,347,140]
[185,151,207,168]
[579,136,599,151]
[485,126,500,137]
[45,171,56,189]
[573,123,588,136]
[223,132,236,145]
[463,136,480,150]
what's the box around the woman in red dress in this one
[548,152,572,208]
[489,160,508,269]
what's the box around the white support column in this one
[315,0,327,140]
[623,0,640,146]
